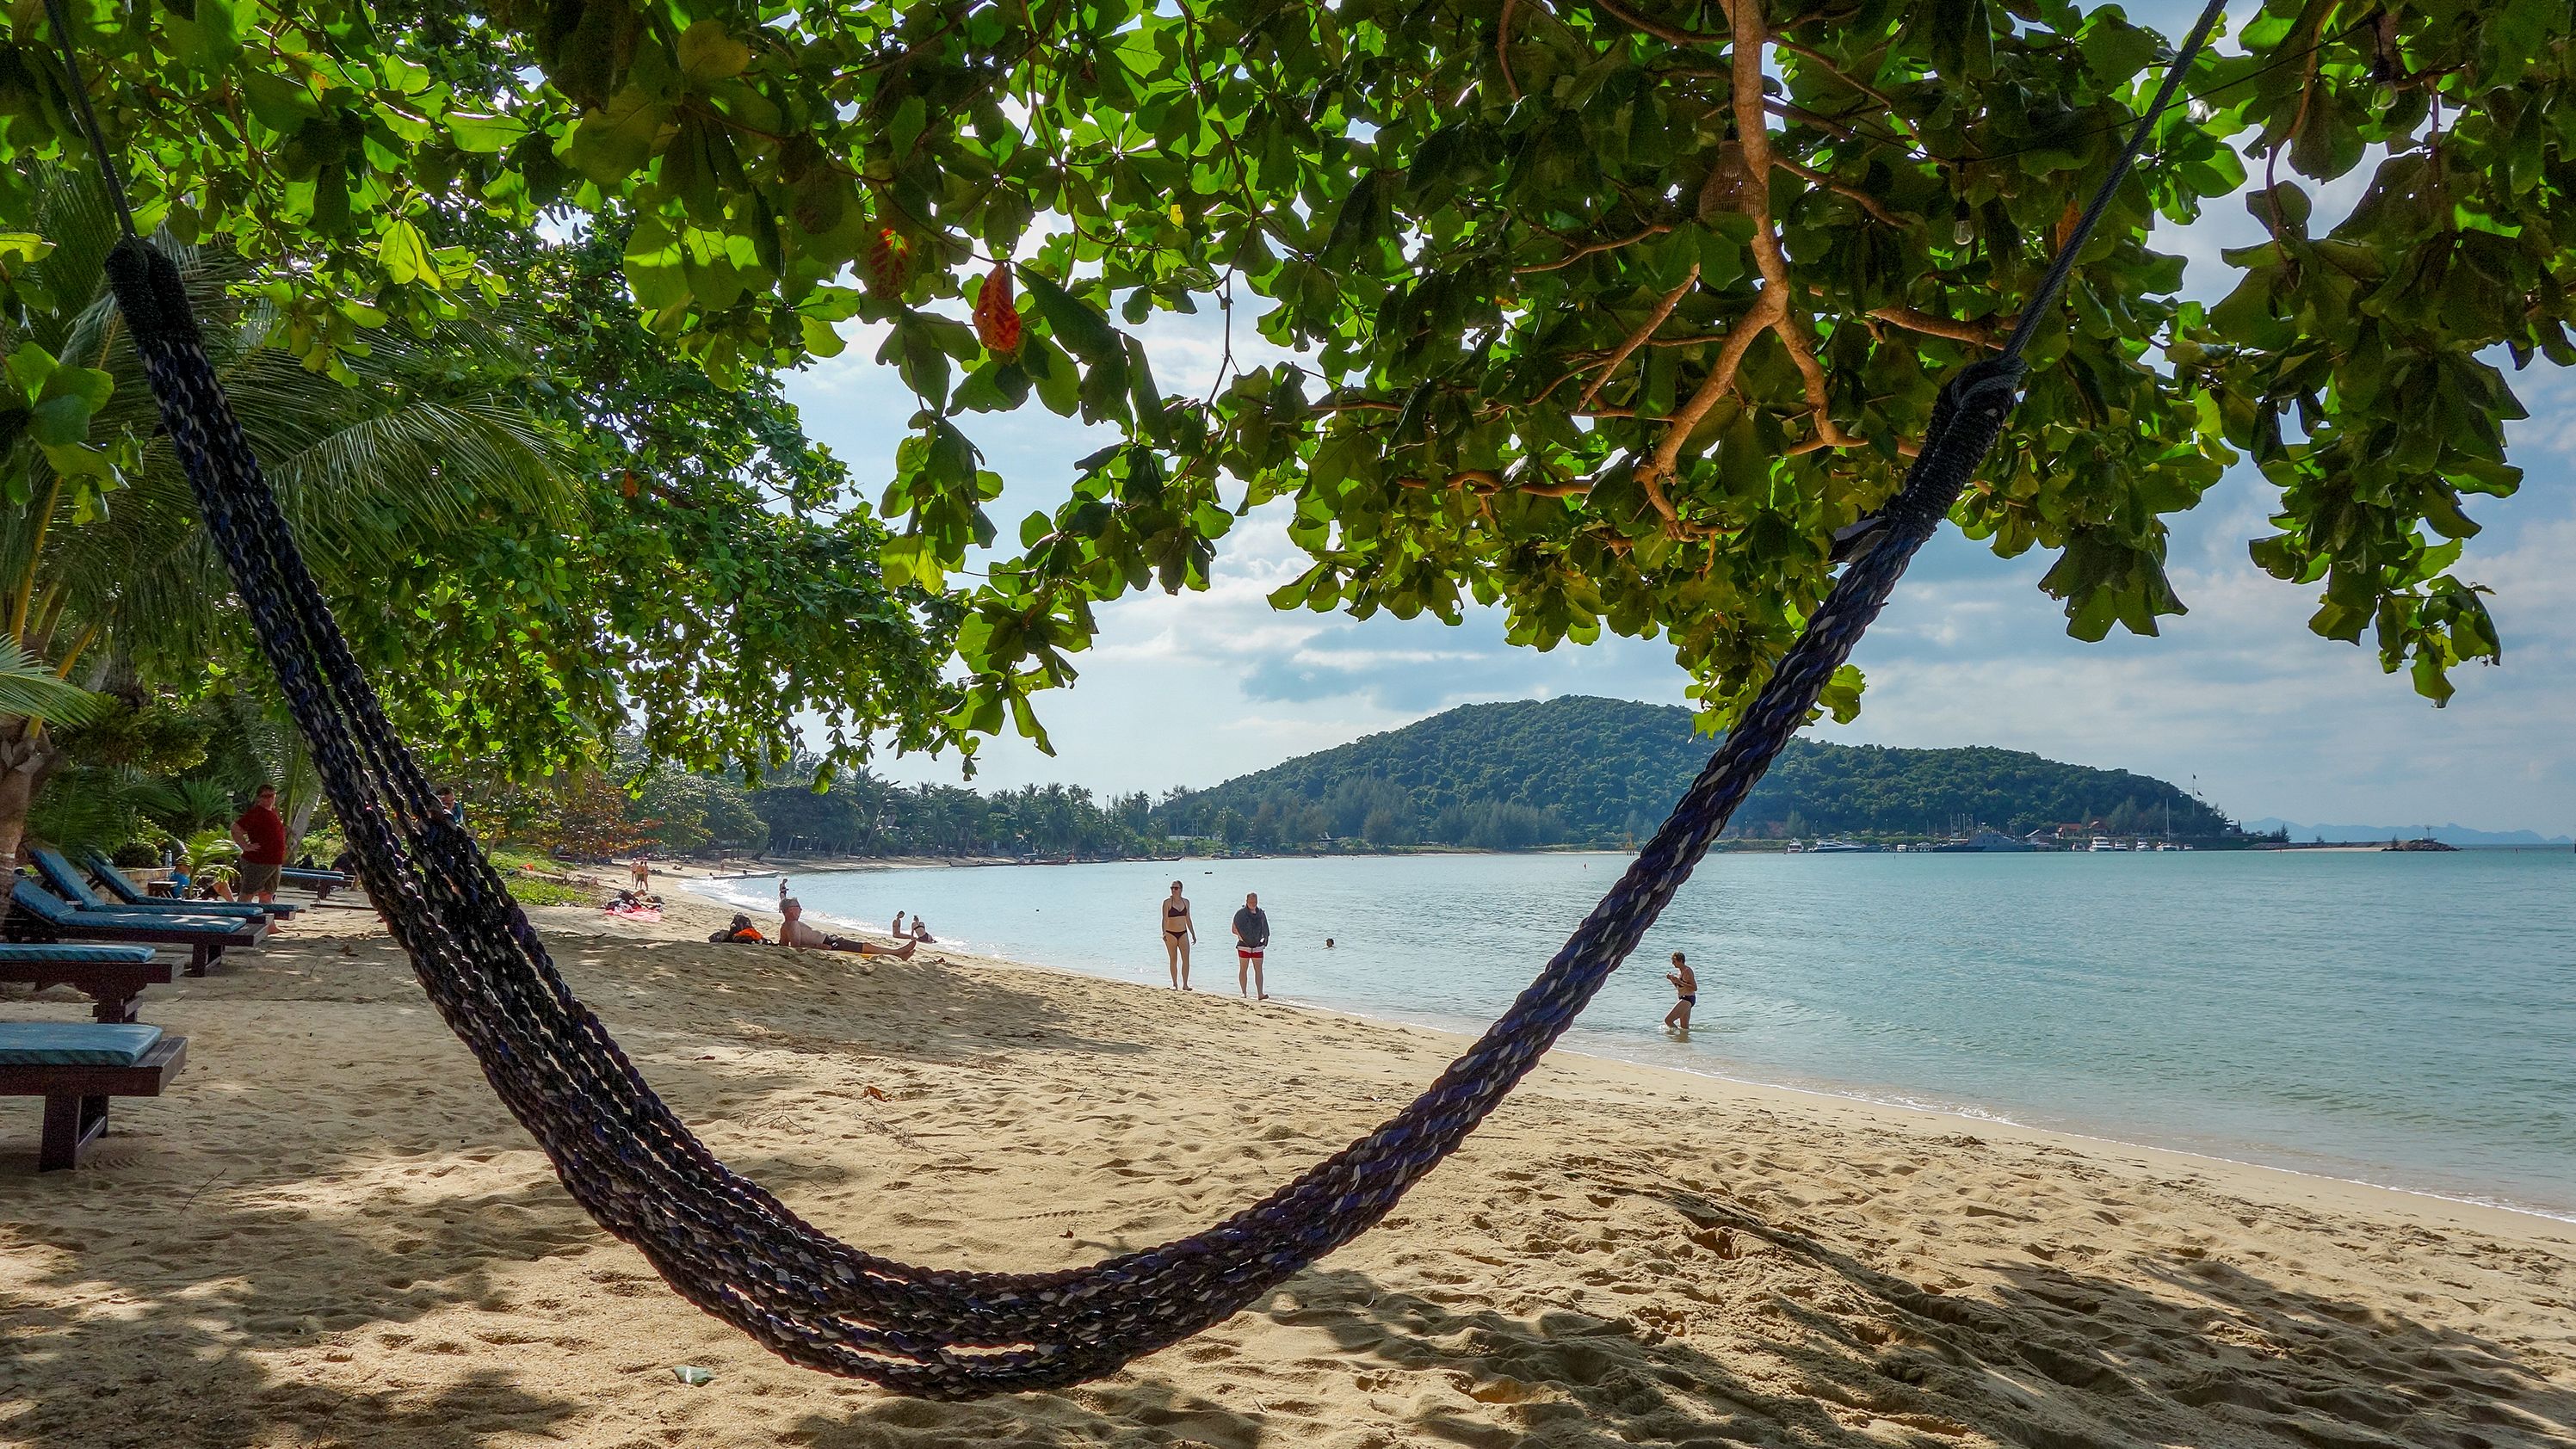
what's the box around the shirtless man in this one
[1663,951,1696,1033]
[778,897,917,959]
[1159,880,1195,990]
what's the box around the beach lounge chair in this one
[0,944,171,1023]
[7,879,266,976]
[88,849,349,905]
[276,866,349,901]
[0,1023,187,1169]
[40,848,298,921]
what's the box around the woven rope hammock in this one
[38,0,2225,1400]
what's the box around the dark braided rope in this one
[74,0,2222,1394]
[107,226,2012,1390]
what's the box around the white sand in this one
[1,894,2569,1447]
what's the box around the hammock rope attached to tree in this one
[40,0,2226,1399]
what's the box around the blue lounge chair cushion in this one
[0,944,159,965]
[29,848,114,909]
[0,1022,164,1066]
[65,851,293,918]
[9,881,245,934]
[77,850,163,905]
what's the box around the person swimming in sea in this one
[1160,880,1195,990]
[1663,951,1696,1033]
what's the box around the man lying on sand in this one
[779,897,916,958]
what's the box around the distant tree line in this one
[431,697,2245,863]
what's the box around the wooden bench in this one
[0,944,173,1023]
[0,1025,188,1170]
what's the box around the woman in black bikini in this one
[1160,880,1195,990]
[1663,951,1696,1033]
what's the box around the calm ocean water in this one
[702,850,2575,1219]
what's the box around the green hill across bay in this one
[1151,696,2234,850]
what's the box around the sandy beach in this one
[2,893,2570,1449]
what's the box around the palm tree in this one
[0,170,569,863]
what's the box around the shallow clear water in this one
[702,850,2576,1219]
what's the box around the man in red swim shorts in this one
[1230,891,1270,1000]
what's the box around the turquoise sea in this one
[699,850,2576,1220]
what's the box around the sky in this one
[775,7,2575,837]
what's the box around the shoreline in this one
[5,896,2569,1446]
[667,874,2576,1233]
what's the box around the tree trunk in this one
[287,792,320,860]
[0,721,53,872]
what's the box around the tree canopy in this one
[2,0,2563,767]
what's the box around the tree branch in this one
[1640,0,1856,514]
[1580,264,1700,409]
[1498,0,1523,99]
[1772,155,1911,229]
[1515,223,1675,274]
[1771,37,1902,113]
[1585,0,1725,46]
[1868,304,2002,348]
[1723,0,1853,454]
[1641,296,1777,525]
[1397,469,1592,498]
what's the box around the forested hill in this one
[1151,697,2233,849]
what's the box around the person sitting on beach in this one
[910,917,935,943]
[169,867,232,901]
[1159,881,1195,990]
[1663,951,1696,1033]
[708,913,766,945]
[892,910,906,938]
[778,897,916,959]
[1231,892,1270,1000]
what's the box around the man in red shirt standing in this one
[232,784,289,903]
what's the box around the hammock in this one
[38,0,2225,1400]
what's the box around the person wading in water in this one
[1160,880,1195,990]
[1663,951,1697,1034]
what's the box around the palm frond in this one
[25,763,156,854]
[6,165,578,669]
[0,643,109,725]
[135,775,238,834]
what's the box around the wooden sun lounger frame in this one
[0,1036,188,1170]
[0,956,176,1022]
